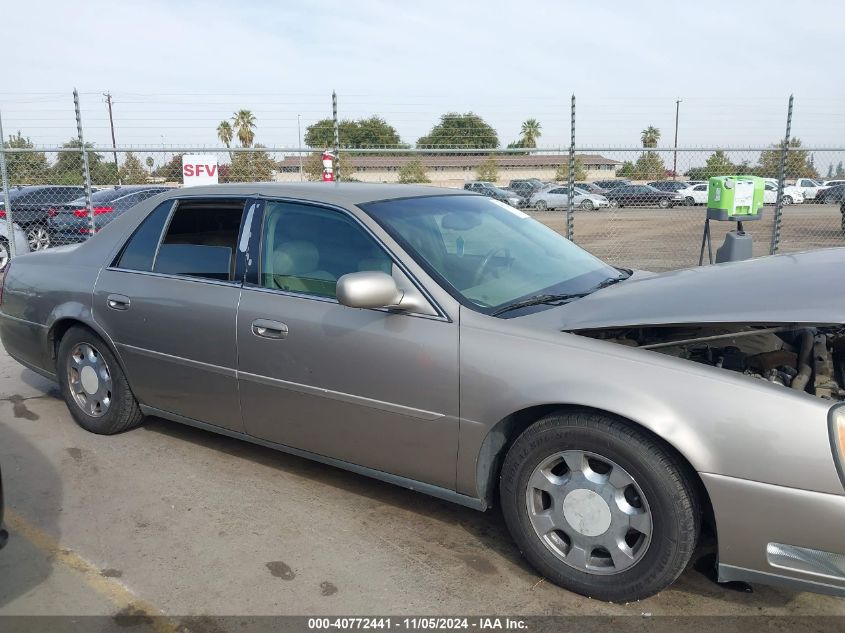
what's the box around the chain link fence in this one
[1,92,844,273]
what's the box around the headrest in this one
[273,241,319,275]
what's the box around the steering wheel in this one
[473,247,511,286]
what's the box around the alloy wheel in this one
[525,450,652,575]
[0,240,8,271]
[67,342,112,417]
[27,226,50,251]
[535,200,547,211]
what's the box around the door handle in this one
[107,294,131,311]
[252,319,288,339]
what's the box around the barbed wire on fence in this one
[0,91,843,273]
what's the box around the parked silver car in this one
[1,183,843,602]
[530,185,609,210]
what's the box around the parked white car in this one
[679,182,709,205]
[793,178,828,201]
[763,181,804,205]
[530,185,609,211]
[0,221,32,271]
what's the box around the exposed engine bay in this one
[577,325,845,401]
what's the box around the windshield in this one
[361,195,620,315]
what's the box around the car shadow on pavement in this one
[141,417,537,575]
[0,422,64,609]
[142,417,807,609]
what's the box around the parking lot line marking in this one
[6,510,178,633]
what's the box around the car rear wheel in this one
[580,199,594,211]
[57,326,144,435]
[608,199,620,208]
[26,226,50,251]
[0,239,8,272]
[782,195,792,205]
[658,198,670,209]
[535,200,547,211]
[499,410,699,602]
[685,196,695,206]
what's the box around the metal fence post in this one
[769,94,793,255]
[332,90,340,182]
[566,94,575,241]
[73,89,95,238]
[0,109,17,261]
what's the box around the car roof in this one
[155,182,472,206]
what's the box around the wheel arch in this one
[47,315,128,378]
[476,403,715,536]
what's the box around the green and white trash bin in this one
[698,175,764,265]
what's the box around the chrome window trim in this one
[247,195,451,322]
[103,267,243,289]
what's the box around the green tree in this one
[304,116,403,149]
[232,110,256,147]
[641,126,661,148]
[145,156,155,175]
[617,161,635,178]
[685,150,737,180]
[757,138,818,179]
[119,152,149,184]
[217,120,233,148]
[417,112,498,149]
[837,162,844,178]
[52,138,115,184]
[475,155,499,182]
[4,132,50,184]
[153,154,184,181]
[397,159,430,183]
[554,157,586,181]
[827,163,834,179]
[226,145,276,182]
[632,152,667,180]
[519,119,542,148]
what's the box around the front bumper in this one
[702,472,845,597]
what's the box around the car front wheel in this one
[534,200,547,211]
[57,326,144,435]
[580,199,594,211]
[500,410,699,602]
[782,195,792,205]
[658,198,670,209]
[608,199,619,208]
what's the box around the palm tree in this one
[145,156,154,175]
[217,120,233,148]
[520,119,542,148]
[232,110,256,148]
[641,126,661,149]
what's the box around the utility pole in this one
[297,114,303,182]
[104,92,121,184]
[673,99,681,180]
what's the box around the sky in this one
[1,0,844,154]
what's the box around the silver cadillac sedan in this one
[1,183,843,602]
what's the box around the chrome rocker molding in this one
[140,405,487,511]
[719,563,845,598]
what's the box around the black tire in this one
[685,196,695,206]
[535,200,547,211]
[658,197,670,209]
[580,199,594,211]
[782,195,792,206]
[608,199,620,208]
[499,410,699,602]
[57,325,144,435]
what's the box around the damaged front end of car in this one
[575,324,845,401]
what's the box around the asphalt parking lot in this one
[1,207,844,627]
[531,203,845,271]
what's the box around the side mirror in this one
[336,271,427,312]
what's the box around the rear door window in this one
[115,201,174,271]
[153,199,247,281]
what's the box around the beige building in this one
[275,154,621,187]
